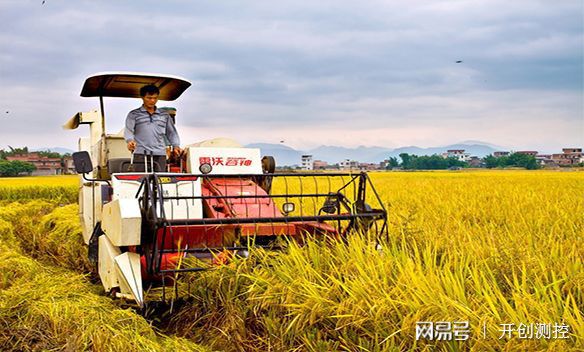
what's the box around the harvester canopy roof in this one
[81,72,192,101]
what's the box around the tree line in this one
[483,153,539,170]
[0,146,68,177]
[386,152,539,170]
[385,153,467,170]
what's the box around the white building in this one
[339,159,359,170]
[301,154,313,170]
[441,149,470,162]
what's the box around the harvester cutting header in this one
[65,72,388,307]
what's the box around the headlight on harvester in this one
[199,163,212,174]
[282,202,295,215]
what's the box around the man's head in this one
[140,84,160,110]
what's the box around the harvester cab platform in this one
[66,72,388,307]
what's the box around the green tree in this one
[397,153,467,170]
[497,156,509,168]
[7,146,29,155]
[484,153,539,170]
[484,155,498,168]
[0,160,36,177]
[399,153,414,169]
[1,146,30,160]
[511,153,539,169]
[386,157,399,169]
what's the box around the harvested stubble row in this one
[0,200,210,352]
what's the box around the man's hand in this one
[127,140,136,152]
[172,146,182,158]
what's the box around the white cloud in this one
[0,0,581,153]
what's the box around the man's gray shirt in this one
[124,106,180,156]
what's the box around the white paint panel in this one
[186,147,262,175]
[102,199,142,246]
[80,181,103,244]
[158,180,204,220]
[112,175,144,200]
[114,252,143,306]
[112,174,203,220]
[98,235,121,292]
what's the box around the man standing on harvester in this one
[125,84,181,171]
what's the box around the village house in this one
[535,154,554,166]
[493,151,510,157]
[552,148,583,166]
[301,154,313,170]
[339,159,359,170]
[62,156,76,174]
[441,149,470,162]
[6,153,63,176]
[312,160,328,170]
[358,162,378,171]
[468,156,483,168]
[515,151,538,156]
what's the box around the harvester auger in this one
[65,72,388,307]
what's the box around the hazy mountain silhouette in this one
[245,142,502,166]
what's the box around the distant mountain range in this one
[35,142,504,166]
[246,142,504,166]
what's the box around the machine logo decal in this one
[199,156,252,166]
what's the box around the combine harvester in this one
[65,72,388,307]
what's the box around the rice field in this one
[0,170,582,351]
[0,175,78,203]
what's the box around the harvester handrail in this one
[161,212,386,226]
[160,192,343,200]
[120,171,366,178]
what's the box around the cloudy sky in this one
[0,0,582,153]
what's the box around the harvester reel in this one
[320,193,341,214]
[352,200,384,235]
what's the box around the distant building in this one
[516,151,538,156]
[312,160,328,170]
[535,154,554,166]
[63,156,76,174]
[442,149,470,162]
[552,148,583,166]
[493,151,510,157]
[339,159,359,170]
[468,156,483,168]
[6,153,62,176]
[301,154,313,170]
[358,162,378,171]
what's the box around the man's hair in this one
[140,84,160,97]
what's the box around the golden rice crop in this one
[0,171,582,351]
[167,170,583,351]
[0,175,78,202]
